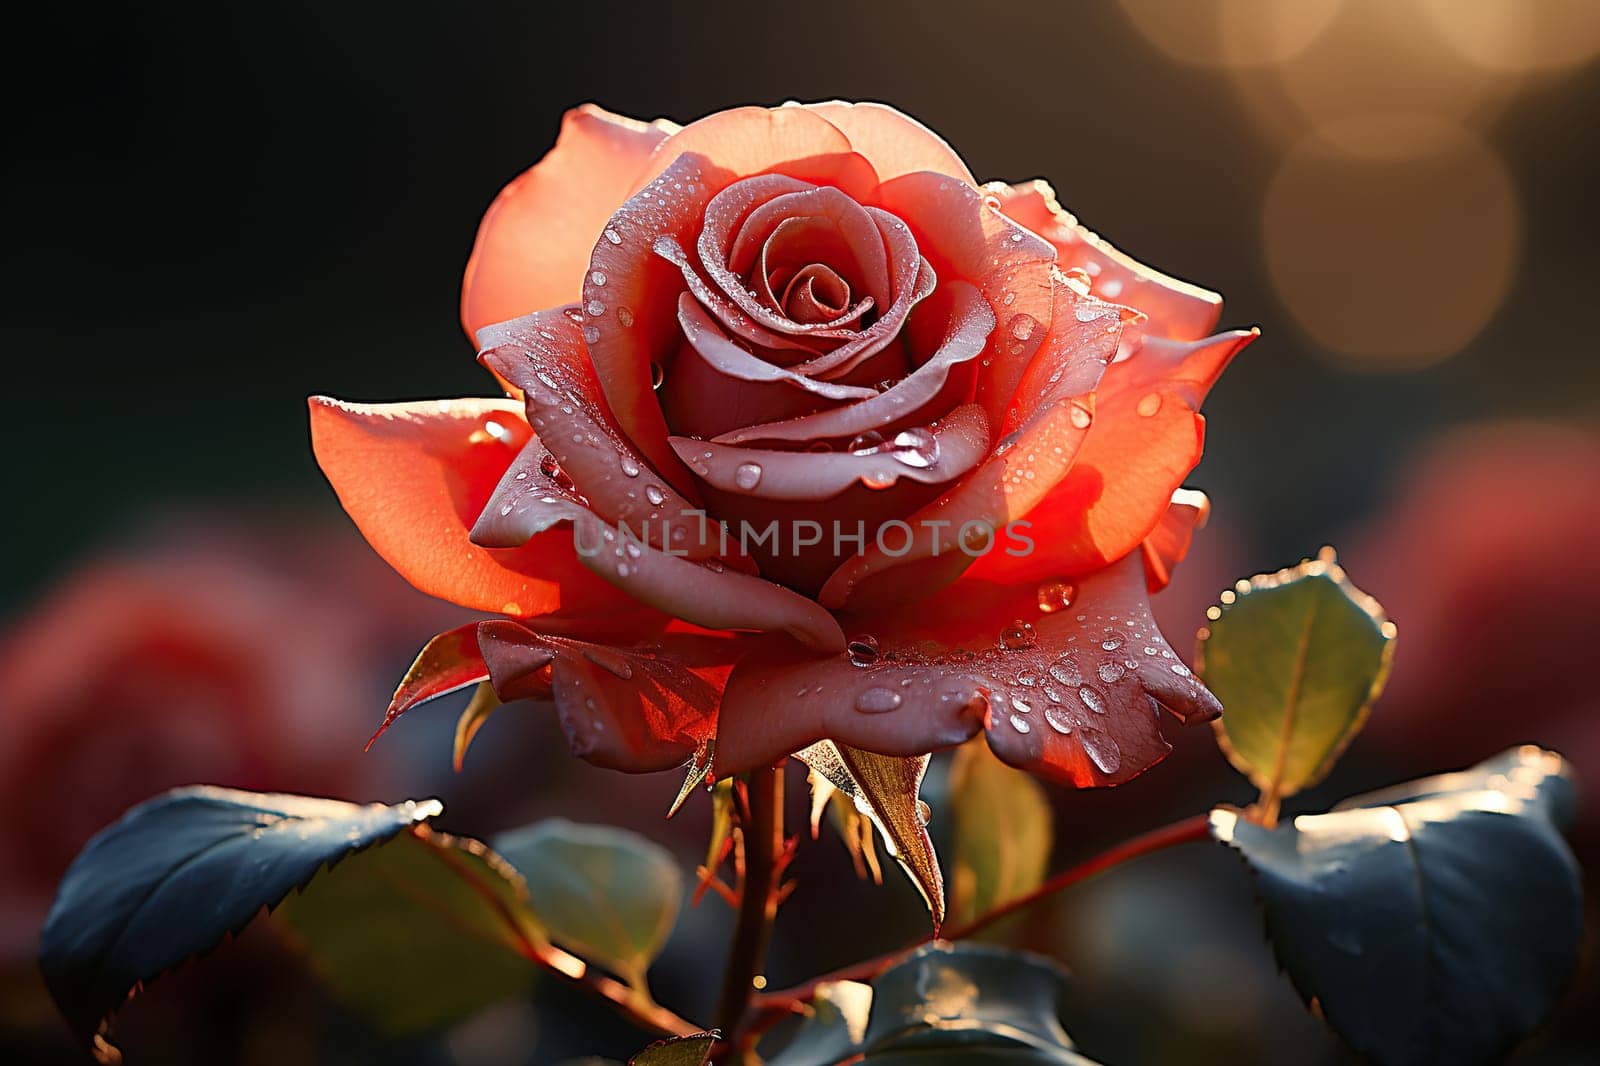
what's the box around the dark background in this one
[3,1,1597,1063]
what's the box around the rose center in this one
[777,262,851,324]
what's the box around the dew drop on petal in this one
[1044,704,1074,734]
[1137,393,1163,418]
[847,635,881,667]
[1036,580,1076,613]
[645,485,666,506]
[1069,403,1092,429]
[1010,714,1032,734]
[1079,724,1122,774]
[734,462,763,490]
[855,686,903,714]
[1078,685,1108,715]
[998,620,1038,651]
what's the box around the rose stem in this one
[745,812,1211,1022]
[714,762,785,1041]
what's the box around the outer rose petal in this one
[719,553,1217,784]
[461,104,674,337]
[308,396,623,618]
[573,513,846,653]
[803,101,977,186]
[630,104,856,194]
[478,620,730,772]
[991,180,1222,342]
[871,172,1058,427]
[968,329,1256,584]
[1142,488,1210,592]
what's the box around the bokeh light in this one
[1262,116,1520,367]
[1115,0,1344,68]
[1419,0,1600,73]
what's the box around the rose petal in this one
[872,173,1058,425]
[786,209,935,381]
[478,619,731,772]
[583,152,726,498]
[478,307,720,557]
[308,396,620,618]
[630,104,856,194]
[713,280,994,447]
[468,438,593,547]
[675,293,878,403]
[713,639,989,775]
[1142,488,1210,592]
[967,329,1256,584]
[992,180,1223,342]
[461,104,674,338]
[672,403,989,501]
[572,513,845,653]
[817,289,1127,612]
[803,100,976,185]
[721,553,1216,784]
[366,623,488,749]
[701,179,884,337]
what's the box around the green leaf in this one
[276,827,540,1032]
[795,741,944,930]
[766,942,1101,1064]
[38,788,441,1056]
[1199,548,1395,818]
[948,741,1052,928]
[628,1032,717,1065]
[1211,746,1582,1066]
[495,819,682,990]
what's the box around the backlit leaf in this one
[765,942,1101,1063]
[948,740,1053,927]
[494,819,682,991]
[38,788,441,1057]
[795,742,944,930]
[629,1032,717,1065]
[1200,548,1395,818]
[1211,746,1581,1066]
[277,826,540,1032]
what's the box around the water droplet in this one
[847,635,880,667]
[1009,314,1037,341]
[1010,714,1032,734]
[916,800,932,825]
[1044,704,1074,734]
[848,430,886,455]
[1069,402,1092,429]
[1078,685,1108,714]
[603,227,622,245]
[1171,663,1192,677]
[1137,393,1162,418]
[1036,580,1076,613]
[890,426,940,468]
[1016,669,1040,687]
[1010,695,1033,714]
[499,503,514,516]
[1048,656,1082,686]
[1143,646,1160,656]
[590,270,607,286]
[620,456,640,478]
[855,686,903,714]
[649,362,665,390]
[1100,630,1126,652]
[1079,724,1122,773]
[538,453,576,491]
[586,300,605,317]
[998,620,1038,651]
[734,462,763,490]
[1097,662,1125,684]
[645,485,666,505]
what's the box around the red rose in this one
[311,101,1252,787]
[0,524,446,960]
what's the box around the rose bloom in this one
[0,524,445,961]
[310,101,1254,787]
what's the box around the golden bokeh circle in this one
[1262,117,1520,369]
[1418,0,1600,73]
[1116,0,1344,68]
